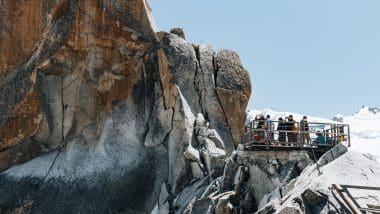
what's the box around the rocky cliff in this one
[0,0,251,213]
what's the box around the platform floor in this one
[241,143,334,159]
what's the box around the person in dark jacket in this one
[285,115,297,143]
[265,115,274,142]
[277,117,286,142]
[300,116,310,145]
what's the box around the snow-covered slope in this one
[247,106,380,161]
[342,106,380,160]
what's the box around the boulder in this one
[301,189,328,213]
[204,138,226,159]
[250,164,277,206]
[172,177,210,214]
[214,191,236,214]
[201,139,226,177]
[195,113,206,127]
[160,32,201,114]
[221,156,240,191]
[215,50,251,145]
[317,143,348,167]
[201,177,223,199]
[170,28,186,40]
[190,162,205,179]
[184,197,213,214]
[198,127,209,138]
[184,144,201,163]
[207,129,225,149]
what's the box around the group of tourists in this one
[276,115,309,144]
[250,114,339,145]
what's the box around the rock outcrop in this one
[174,143,380,214]
[174,147,313,213]
[257,144,380,214]
[0,0,251,213]
[2,2,379,214]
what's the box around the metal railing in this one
[242,120,351,148]
[331,184,380,214]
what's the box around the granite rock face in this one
[176,144,380,214]
[215,50,251,145]
[0,0,251,213]
[174,148,313,214]
[257,145,380,214]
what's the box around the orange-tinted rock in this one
[216,50,252,145]
[0,1,252,212]
[0,0,44,76]
[157,49,177,109]
[0,0,157,171]
[0,89,42,151]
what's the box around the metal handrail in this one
[331,184,380,214]
[243,121,351,148]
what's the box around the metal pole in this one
[347,125,351,147]
[269,121,273,144]
[332,184,361,214]
[342,185,380,191]
[297,122,301,148]
[332,124,336,146]
[311,147,322,175]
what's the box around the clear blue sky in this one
[149,0,380,118]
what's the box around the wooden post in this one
[332,184,361,214]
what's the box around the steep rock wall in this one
[0,0,251,213]
[173,148,312,213]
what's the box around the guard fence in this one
[242,120,351,148]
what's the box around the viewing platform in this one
[241,120,351,157]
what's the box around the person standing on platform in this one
[265,115,274,142]
[277,117,286,143]
[300,116,310,145]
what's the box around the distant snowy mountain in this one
[247,108,334,124]
[247,106,380,161]
[341,106,380,160]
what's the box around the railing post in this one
[347,125,351,147]
[242,121,351,150]
[297,122,301,148]
[270,121,273,144]
[332,124,335,145]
